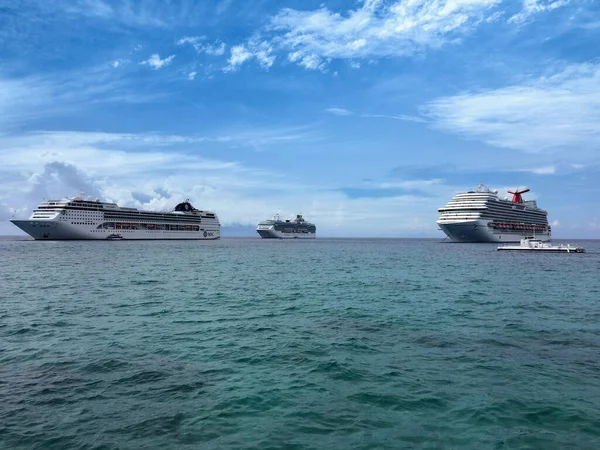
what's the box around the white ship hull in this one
[257,227,315,239]
[437,219,550,243]
[11,196,220,241]
[437,184,551,243]
[11,219,220,240]
[256,214,316,239]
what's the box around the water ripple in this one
[1,238,600,449]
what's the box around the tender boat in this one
[497,237,585,253]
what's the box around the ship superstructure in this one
[11,194,220,240]
[437,184,550,243]
[256,214,316,239]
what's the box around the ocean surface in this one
[1,237,600,449]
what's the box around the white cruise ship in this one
[256,214,316,239]
[11,194,220,240]
[437,184,550,243]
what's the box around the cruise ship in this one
[256,214,316,239]
[437,184,550,243]
[11,194,220,240]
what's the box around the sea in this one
[1,237,599,449]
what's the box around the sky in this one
[1,0,599,238]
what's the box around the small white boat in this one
[497,237,585,253]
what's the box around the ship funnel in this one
[508,188,530,203]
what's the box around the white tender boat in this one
[497,238,585,253]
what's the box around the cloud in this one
[226,45,253,70]
[221,0,506,71]
[509,0,571,23]
[0,67,166,129]
[224,40,275,71]
[423,62,600,155]
[177,36,226,56]
[31,0,209,28]
[323,108,426,122]
[361,113,427,123]
[325,107,353,116]
[269,0,502,66]
[288,51,326,71]
[141,53,176,70]
[522,165,556,175]
[0,130,448,237]
[214,0,576,72]
[188,71,197,81]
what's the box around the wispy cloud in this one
[423,62,600,155]
[226,46,253,71]
[0,66,166,128]
[519,165,557,175]
[176,36,226,56]
[324,107,353,116]
[509,0,571,23]
[38,0,207,28]
[211,0,579,72]
[324,107,426,122]
[288,52,327,71]
[361,113,427,123]
[141,54,176,70]
[224,40,275,72]
[268,0,502,67]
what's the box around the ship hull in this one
[256,228,315,239]
[438,220,551,243]
[11,220,220,240]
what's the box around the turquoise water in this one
[1,238,600,449]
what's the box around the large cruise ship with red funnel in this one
[437,184,550,243]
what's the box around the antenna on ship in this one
[508,187,530,203]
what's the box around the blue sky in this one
[1,0,599,237]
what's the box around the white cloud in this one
[177,36,204,46]
[111,60,120,68]
[361,113,427,123]
[206,42,226,56]
[0,68,165,129]
[141,53,176,70]
[177,36,226,56]
[226,45,253,70]
[325,107,353,116]
[509,0,571,23]
[47,0,207,28]
[224,40,275,72]
[269,0,502,66]
[423,62,600,155]
[0,130,448,237]
[188,71,197,81]
[551,219,560,227]
[525,165,556,174]
[323,108,426,122]
[288,52,326,71]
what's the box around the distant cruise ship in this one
[11,194,220,240]
[437,184,550,243]
[256,214,316,239]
